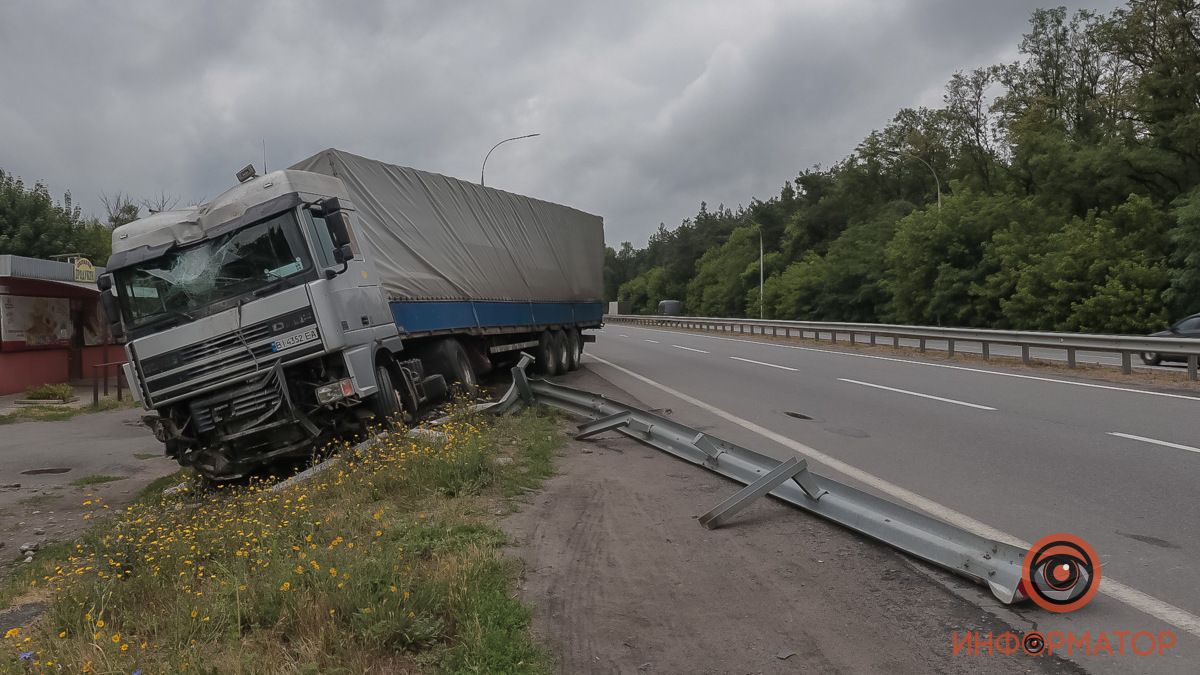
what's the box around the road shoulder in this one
[503,369,1085,674]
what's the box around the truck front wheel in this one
[372,364,404,426]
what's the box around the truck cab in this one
[101,169,440,479]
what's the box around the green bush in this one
[23,383,75,402]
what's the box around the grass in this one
[68,475,125,488]
[0,405,563,674]
[0,398,132,426]
[22,384,75,403]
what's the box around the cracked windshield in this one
[115,211,306,328]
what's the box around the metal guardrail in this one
[607,314,1200,380]
[485,355,1029,604]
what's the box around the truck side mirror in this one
[326,211,353,249]
[333,243,354,265]
[97,273,113,292]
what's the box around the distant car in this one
[1140,313,1200,365]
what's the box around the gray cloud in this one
[0,0,1119,247]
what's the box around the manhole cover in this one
[783,411,813,420]
[20,467,72,476]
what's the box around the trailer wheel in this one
[536,330,560,375]
[552,330,570,375]
[564,329,581,371]
[439,339,478,395]
[371,364,404,426]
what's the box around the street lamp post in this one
[480,133,541,186]
[889,151,941,214]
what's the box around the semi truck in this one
[97,149,605,480]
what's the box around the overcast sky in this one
[0,0,1119,247]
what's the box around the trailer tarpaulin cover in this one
[290,149,605,304]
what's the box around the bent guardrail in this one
[485,355,1029,604]
[607,314,1200,380]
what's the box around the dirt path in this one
[504,369,1085,674]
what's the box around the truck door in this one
[301,209,390,338]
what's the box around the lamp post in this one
[888,150,941,214]
[481,134,541,186]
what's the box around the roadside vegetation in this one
[0,399,131,426]
[609,0,1200,334]
[21,385,76,403]
[1,407,562,674]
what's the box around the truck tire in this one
[372,364,404,425]
[564,329,581,371]
[439,339,478,394]
[552,330,570,375]
[536,330,560,375]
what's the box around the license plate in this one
[271,328,319,353]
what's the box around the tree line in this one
[0,171,179,265]
[607,1,1200,334]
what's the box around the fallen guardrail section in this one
[487,354,1028,604]
[608,313,1200,380]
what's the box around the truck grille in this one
[190,367,285,434]
[139,307,321,405]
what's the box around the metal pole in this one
[759,228,764,319]
[480,133,540,186]
[891,151,941,214]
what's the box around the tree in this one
[1166,187,1200,315]
[0,170,111,263]
[100,192,141,229]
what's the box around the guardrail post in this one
[981,343,990,360]
[1189,355,1198,381]
[772,326,777,337]
[785,327,791,338]
[1121,352,1132,375]
[92,365,100,405]
[1021,345,1031,365]
[947,339,955,358]
[849,332,856,346]
[918,338,926,353]
[892,335,899,348]
[869,333,876,346]
[1066,348,1076,369]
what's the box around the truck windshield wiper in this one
[138,309,195,331]
[252,278,288,297]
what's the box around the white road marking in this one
[838,378,996,411]
[619,334,630,338]
[671,344,709,354]
[619,325,1200,403]
[584,353,1200,639]
[644,339,660,343]
[730,356,797,371]
[1108,432,1200,456]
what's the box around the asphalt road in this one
[0,406,175,572]
[584,323,1200,674]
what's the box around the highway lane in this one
[585,323,1200,674]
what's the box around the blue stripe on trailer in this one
[389,300,603,334]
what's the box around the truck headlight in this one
[315,378,355,404]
